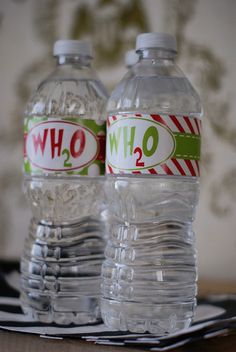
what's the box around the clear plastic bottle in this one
[101,33,202,334]
[21,40,108,324]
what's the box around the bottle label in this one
[24,117,106,175]
[106,113,201,176]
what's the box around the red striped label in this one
[150,114,168,127]
[195,119,201,135]
[171,158,186,176]
[184,159,196,176]
[106,113,201,177]
[183,116,195,134]
[161,163,174,175]
[169,115,185,133]
[148,168,158,174]
[107,164,113,174]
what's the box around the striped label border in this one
[106,113,201,177]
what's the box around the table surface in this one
[1,329,236,352]
[1,279,236,352]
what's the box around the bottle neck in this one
[137,48,176,62]
[56,54,92,67]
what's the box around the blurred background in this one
[0,0,235,281]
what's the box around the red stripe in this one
[194,118,201,135]
[169,115,185,133]
[150,114,168,127]
[132,171,141,174]
[107,164,113,174]
[97,135,106,161]
[24,133,27,157]
[183,116,195,134]
[135,113,142,117]
[107,118,110,127]
[148,168,157,174]
[198,119,202,135]
[184,160,196,176]
[171,158,186,176]
[161,163,174,175]
[112,116,117,121]
[195,160,200,176]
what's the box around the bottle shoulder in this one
[107,61,202,116]
[25,66,108,118]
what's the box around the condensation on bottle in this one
[101,32,202,334]
[21,40,108,325]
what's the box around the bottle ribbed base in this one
[101,298,195,334]
[21,291,101,325]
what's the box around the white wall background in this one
[0,0,235,280]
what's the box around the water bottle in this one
[101,32,202,334]
[21,40,108,325]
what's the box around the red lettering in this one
[32,129,48,155]
[134,147,145,167]
[50,128,63,159]
[70,129,85,158]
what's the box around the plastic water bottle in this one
[21,40,108,324]
[101,32,202,334]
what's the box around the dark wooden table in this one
[1,279,236,352]
[0,329,236,352]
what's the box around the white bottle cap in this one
[53,40,93,57]
[136,32,177,53]
[125,50,139,67]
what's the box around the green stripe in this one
[173,132,201,160]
